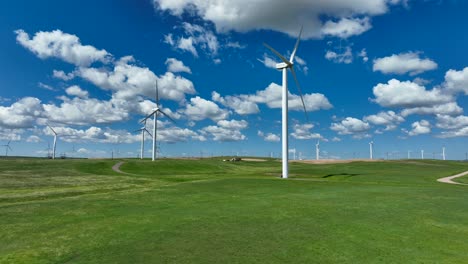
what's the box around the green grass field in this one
[1,158,467,263]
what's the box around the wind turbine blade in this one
[47,124,57,135]
[142,110,158,123]
[289,26,303,62]
[155,80,159,105]
[289,66,309,122]
[158,109,177,125]
[263,43,291,66]
[144,129,153,138]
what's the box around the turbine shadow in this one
[322,173,360,178]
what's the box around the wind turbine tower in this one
[263,27,308,178]
[2,141,12,157]
[369,141,374,160]
[442,147,446,160]
[47,125,58,159]
[142,80,176,161]
[421,149,424,160]
[135,120,152,159]
[316,140,320,160]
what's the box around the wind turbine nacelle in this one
[276,62,289,69]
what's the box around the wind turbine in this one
[141,80,176,161]
[442,147,446,160]
[263,26,308,179]
[134,120,152,159]
[421,149,424,160]
[316,140,320,160]
[2,141,12,157]
[369,141,374,160]
[47,124,58,159]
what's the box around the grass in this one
[0,157,467,263]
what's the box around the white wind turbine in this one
[135,120,152,159]
[421,149,424,159]
[2,141,12,157]
[47,124,58,159]
[142,80,176,161]
[316,140,320,160]
[369,141,374,160]
[264,26,308,179]
[442,146,446,160]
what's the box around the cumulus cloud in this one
[406,120,431,136]
[330,117,371,137]
[65,85,89,98]
[321,17,372,39]
[212,91,259,115]
[53,70,75,81]
[165,58,192,74]
[290,123,323,140]
[325,46,353,64]
[401,102,463,117]
[26,135,42,143]
[0,97,44,129]
[443,67,468,95]
[373,52,437,75]
[164,22,219,58]
[257,131,280,142]
[200,119,248,141]
[78,56,196,102]
[42,126,139,144]
[434,115,468,138]
[372,79,452,108]
[43,96,129,126]
[364,111,404,131]
[182,96,230,121]
[153,0,405,39]
[15,29,110,67]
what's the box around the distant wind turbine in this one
[47,124,58,159]
[421,149,424,160]
[263,26,308,178]
[316,140,320,160]
[141,80,176,161]
[369,141,374,160]
[442,147,446,160]
[135,120,152,159]
[2,141,12,157]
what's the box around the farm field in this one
[0,158,467,263]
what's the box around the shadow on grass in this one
[322,173,360,178]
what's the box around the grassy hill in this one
[1,158,467,263]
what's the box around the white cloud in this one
[372,79,452,108]
[358,48,368,62]
[437,127,468,138]
[258,131,280,142]
[200,120,247,141]
[165,22,219,58]
[53,70,75,81]
[321,17,372,39]
[78,57,196,102]
[154,0,404,39]
[330,117,371,136]
[443,67,468,95]
[217,119,248,130]
[364,111,404,131]
[436,114,468,130]
[65,85,89,98]
[325,46,353,64]
[212,91,259,115]
[291,123,323,140]
[247,83,333,112]
[26,135,42,143]
[331,137,341,142]
[401,102,463,117]
[0,97,44,129]
[165,58,192,74]
[407,120,431,136]
[373,52,437,75]
[42,126,139,144]
[38,82,57,91]
[258,54,278,69]
[43,96,129,126]
[15,29,110,67]
[182,96,229,121]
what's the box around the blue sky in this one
[0,0,467,159]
